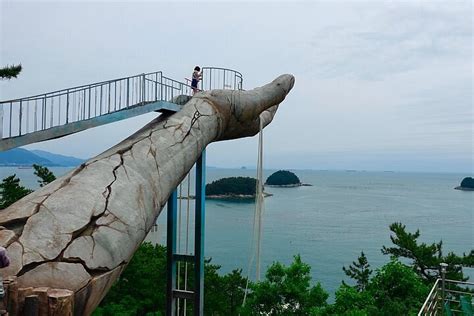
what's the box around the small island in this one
[265,170,311,187]
[206,176,271,200]
[455,177,474,191]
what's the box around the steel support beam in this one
[166,189,178,316]
[166,149,206,316]
[194,150,206,316]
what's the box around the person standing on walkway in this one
[191,66,202,95]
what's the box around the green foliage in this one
[0,175,33,209]
[33,164,56,187]
[381,222,472,282]
[241,255,328,315]
[0,165,56,210]
[265,170,301,185]
[326,284,374,315]
[0,64,22,79]
[323,260,428,316]
[95,243,167,316]
[95,243,247,316]
[460,177,474,188]
[206,177,257,196]
[203,264,247,315]
[93,222,472,315]
[342,251,372,291]
[367,260,429,315]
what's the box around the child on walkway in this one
[191,66,202,95]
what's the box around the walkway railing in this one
[0,71,196,139]
[419,278,474,315]
[201,67,243,91]
[0,67,244,149]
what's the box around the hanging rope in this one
[243,118,265,306]
[177,183,183,315]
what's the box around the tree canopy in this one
[381,222,473,282]
[0,165,55,209]
[241,255,328,315]
[0,64,22,80]
[265,170,301,186]
[460,177,474,188]
[342,251,372,291]
[0,175,32,209]
[206,177,257,196]
[33,164,56,187]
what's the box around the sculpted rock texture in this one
[0,74,294,314]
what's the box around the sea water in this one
[1,167,472,297]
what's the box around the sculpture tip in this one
[273,74,295,94]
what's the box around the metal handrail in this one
[418,278,474,316]
[0,71,163,104]
[0,68,244,141]
[419,279,441,316]
[200,67,243,91]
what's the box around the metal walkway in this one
[0,67,243,151]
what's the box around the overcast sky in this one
[1,0,472,172]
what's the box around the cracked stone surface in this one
[17,262,91,291]
[0,74,295,314]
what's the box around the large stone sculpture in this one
[0,74,295,314]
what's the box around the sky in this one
[1,0,472,172]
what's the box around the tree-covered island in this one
[455,177,474,191]
[205,177,271,200]
[265,170,311,187]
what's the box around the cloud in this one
[308,1,472,80]
[2,1,472,172]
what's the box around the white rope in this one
[243,119,265,306]
[177,183,183,315]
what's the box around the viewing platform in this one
[0,67,243,151]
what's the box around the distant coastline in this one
[265,183,312,188]
[207,192,273,200]
[454,186,474,191]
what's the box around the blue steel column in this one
[166,189,178,316]
[194,149,206,315]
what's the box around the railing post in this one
[42,97,46,129]
[88,86,92,119]
[9,102,13,137]
[127,78,130,107]
[160,72,163,101]
[19,100,22,136]
[100,85,103,115]
[66,91,70,124]
[155,73,158,101]
[108,83,111,113]
[0,104,3,138]
[142,73,146,105]
[440,263,448,306]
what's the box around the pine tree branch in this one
[0,64,22,79]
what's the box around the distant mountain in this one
[31,150,85,166]
[0,148,85,167]
[0,148,52,166]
